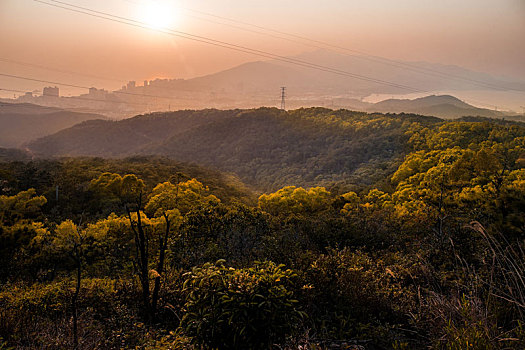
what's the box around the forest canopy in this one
[1,109,524,349]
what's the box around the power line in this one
[0,57,215,96]
[0,87,28,94]
[0,84,511,115]
[129,2,325,52]
[6,0,513,111]
[0,57,124,83]
[0,66,508,112]
[42,0,525,110]
[33,0,427,94]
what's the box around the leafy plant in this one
[181,260,304,349]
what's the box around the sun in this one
[139,1,177,30]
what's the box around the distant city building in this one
[43,86,59,97]
[88,87,108,98]
[17,91,34,102]
[126,81,136,89]
[144,80,149,87]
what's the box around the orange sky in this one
[1,0,524,97]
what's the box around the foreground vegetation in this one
[1,112,524,349]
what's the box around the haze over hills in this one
[134,50,525,111]
[1,93,512,154]
[0,102,106,148]
[0,147,32,162]
[4,50,524,118]
[290,50,525,92]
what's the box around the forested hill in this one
[148,108,442,190]
[0,157,256,220]
[28,107,522,191]
[28,108,438,190]
[26,109,238,157]
[0,102,105,148]
[3,108,525,349]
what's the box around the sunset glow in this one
[0,1,525,348]
[139,1,177,30]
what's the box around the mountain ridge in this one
[27,107,442,190]
[367,94,505,118]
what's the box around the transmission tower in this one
[280,87,286,110]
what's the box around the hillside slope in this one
[0,102,106,147]
[369,95,504,118]
[28,107,442,190]
[27,109,238,157]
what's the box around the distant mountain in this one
[28,107,441,190]
[374,95,472,110]
[0,102,106,148]
[95,49,523,113]
[179,50,525,98]
[367,95,505,119]
[290,50,525,93]
[6,50,524,117]
[189,61,304,94]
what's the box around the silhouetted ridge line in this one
[121,0,525,93]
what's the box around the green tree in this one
[258,186,332,216]
[0,189,46,226]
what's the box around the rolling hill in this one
[367,95,505,118]
[27,107,442,190]
[0,102,106,148]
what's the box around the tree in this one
[258,186,332,216]
[91,172,157,320]
[0,189,47,226]
[46,219,96,349]
[90,173,220,322]
[0,189,47,280]
[144,179,218,316]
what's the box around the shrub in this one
[181,260,304,349]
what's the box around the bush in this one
[181,260,304,349]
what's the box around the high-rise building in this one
[43,86,59,97]
[88,87,108,98]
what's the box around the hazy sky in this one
[1,0,524,97]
